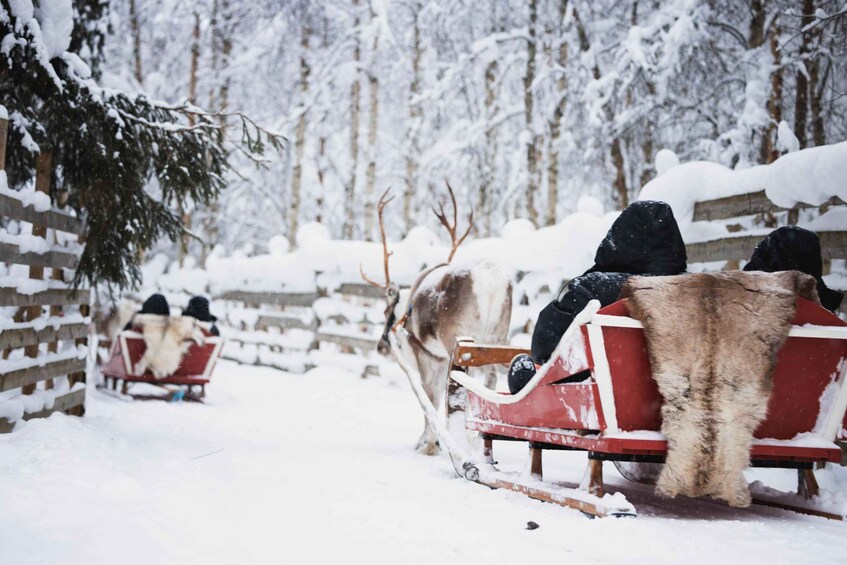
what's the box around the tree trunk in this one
[573,5,628,208]
[546,0,569,226]
[180,11,202,267]
[524,0,539,224]
[405,2,422,233]
[129,0,143,84]
[344,0,362,240]
[810,58,827,146]
[289,25,311,248]
[364,2,380,241]
[761,18,782,164]
[479,58,498,235]
[748,0,766,48]
[794,0,814,149]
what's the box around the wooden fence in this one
[686,190,846,268]
[211,282,389,378]
[0,116,89,433]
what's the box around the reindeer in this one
[361,185,512,455]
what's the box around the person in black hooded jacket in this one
[743,225,843,313]
[124,293,170,331]
[182,296,221,336]
[508,200,687,394]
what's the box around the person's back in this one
[510,200,687,393]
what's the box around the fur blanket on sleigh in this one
[620,270,819,506]
[132,314,206,379]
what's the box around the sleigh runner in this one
[101,329,224,401]
[426,293,847,519]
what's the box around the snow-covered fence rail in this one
[213,282,396,377]
[685,191,847,267]
[0,116,89,433]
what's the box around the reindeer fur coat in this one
[132,314,205,379]
[621,270,818,507]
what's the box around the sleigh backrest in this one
[103,329,223,379]
[585,298,847,441]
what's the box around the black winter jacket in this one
[743,225,843,313]
[531,201,687,364]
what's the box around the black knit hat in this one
[183,296,217,322]
[139,293,170,316]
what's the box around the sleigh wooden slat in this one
[0,358,87,393]
[0,322,88,350]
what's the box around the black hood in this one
[588,200,687,276]
[139,293,170,316]
[744,226,843,313]
[183,296,217,322]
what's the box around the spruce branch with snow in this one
[0,0,283,288]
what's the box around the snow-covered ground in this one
[1,360,845,564]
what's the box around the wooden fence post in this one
[21,150,52,395]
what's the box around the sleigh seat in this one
[101,328,224,401]
[448,297,847,518]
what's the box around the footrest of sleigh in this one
[461,463,637,519]
[99,376,207,403]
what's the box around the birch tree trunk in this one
[546,0,569,226]
[289,24,311,248]
[573,5,629,208]
[523,0,539,224]
[179,10,202,267]
[762,18,782,164]
[810,59,828,146]
[794,0,813,149]
[129,0,143,85]
[364,2,380,241]
[405,2,422,233]
[344,0,362,239]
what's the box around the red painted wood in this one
[468,383,601,430]
[595,298,847,439]
[101,330,220,386]
[466,297,847,461]
[467,419,842,463]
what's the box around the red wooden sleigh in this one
[101,329,224,401]
[445,297,847,519]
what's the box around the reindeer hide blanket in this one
[620,270,818,506]
[133,314,205,379]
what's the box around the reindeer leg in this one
[415,357,443,456]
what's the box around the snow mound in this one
[576,196,605,217]
[655,149,680,176]
[501,219,536,239]
[640,141,847,237]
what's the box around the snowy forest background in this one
[103,0,847,262]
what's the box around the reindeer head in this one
[360,189,401,356]
[361,183,474,357]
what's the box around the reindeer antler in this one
[434,181,474,263]
[360,188,396,289]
